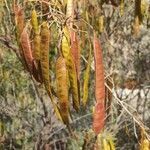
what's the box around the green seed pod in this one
[56,56,70,125]
[40,22,51,95]
[31,9,39,34]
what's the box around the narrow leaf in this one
[105,76,113,116]
[82,48,91,107]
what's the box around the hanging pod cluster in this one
[13,1,107,135]
[13,5,81,126]
[14,6,62,121]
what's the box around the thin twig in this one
[31,77,48,119]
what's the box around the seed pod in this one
[62,26,70,58]
[31,9,40,61]
[31,9,39,34]
[140,139,150,150]
[56,56,70,125]
[40,22,62,121]
[82,48,91,107]
[85,11,89,23]
[33,34,41,61]
[31,9,42,82]
[93,33,105,134]
[67,54,80,111]
[108,138,115,150]
[140,128,150,150]
[14,4,25,58]
[120,0,124,16]
[62,26,80,111]
[103,139,109,150]
[96,133,116,150]
[20,27,34,73]
[93,103,105,135]
[99,15,104,33]
[70,30,80,79]
[93,33,105,103]
[15,6,24,37]
[32,60,42,83]
[40,22,51,93]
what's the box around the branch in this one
[31,76,48,119]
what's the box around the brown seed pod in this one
[70,30,80,79]
[92,33,105,134]
[13,4,25,59]
[93,103,105,135]
[93,33,105,103]
[20,27,34,73]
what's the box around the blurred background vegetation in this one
[0,0,150,150]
